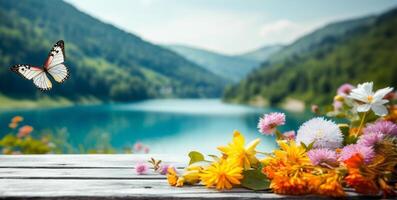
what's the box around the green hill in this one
[238,44,284,62]
[224,8,397,107]
[0,0,226,104]
[165,44,261,82]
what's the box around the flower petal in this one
[356,104,371,112]
[373,87,393,101]
[371,104,388,116]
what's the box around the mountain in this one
[224,8,397,106]
[238,44,284,62]
[165,45,261,82]
[0,0,226,104]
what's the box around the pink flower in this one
[135,162,149,175]
[257,112,286,135]
[311,105,319,113]
[282,130,295,141]
[357,132,384,147]
[144,147,150,154]
[160,164,172,175]
[134,142,143,152]
[307,148,338,166]
[337,83,354,96]
[364,120,397,136]
[339,144,375,164]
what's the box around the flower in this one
[257,112,285,135]
[217,130,260,169]
[333,100,343,110]
[337,83,354,97]
[282,130,295,141]
[339,144,375,164]
[364,120,397,136]
[160,164,171,175]
[296,117,343,149]
[144,147,150,154]
[167,166,179,186]
[200,159,243,190]
[307,148,338,167]
[348,82,393,116]
[311,105,319,113]
[11,116,23,123]
[17,125,33,138]
[316,172,345,197]
[133,142,143,152]
[344,168,379,195]
[357,132,384,147]
[135,162,149,175]
[182,164,202,184]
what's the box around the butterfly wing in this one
[32,72,52,91]
[44,40,70,83]
[10,64,43,80]
[10,64,52,91]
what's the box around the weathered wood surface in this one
[0,154,386,199]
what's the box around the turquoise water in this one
[0,99,312,154]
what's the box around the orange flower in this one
[344,168,379,195]
[384,106,397,122]
[11,116,23,123]
[17,125,33,138]
[8,123,17,129]
[316,172,345,197]
[167,167,179,186]
[343,153,364,168]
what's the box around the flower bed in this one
[166,82,397,198]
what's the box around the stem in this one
[355,111,367,135]
[275,129,283,140]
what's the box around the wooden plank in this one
[0,154,187,168]
[0,179,369,199]
[0,168,167,179]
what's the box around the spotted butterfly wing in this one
[10,40,69,91]
[44,40,69,83]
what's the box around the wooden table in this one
[0,154,385,199]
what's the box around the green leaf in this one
[241,166,270,191]
[188,151,205,165]
[207,154,221,162]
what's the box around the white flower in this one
[296,117,343,150]
[348,82,393,116]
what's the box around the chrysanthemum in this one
[357,132,384,147]
[339,144,375,164]
[296,117,343,149]
[364,120,397,136]
[135,162,149,175]
[257,112,285,135]
[348,82,393,116]
[200,159,243,190]
[337,83,354,97]
[217,131,260,169]
[307,148,338,167]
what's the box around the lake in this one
[0,99,312,155]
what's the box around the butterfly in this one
[10,40,70,91]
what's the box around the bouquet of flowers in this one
[166,82,397,197]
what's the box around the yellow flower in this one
[270,140,310,166]
[176,177,184,187]
[217,130,260,169]
[200,159,243,190]
[166,167,179,186]
[182,165,202,184]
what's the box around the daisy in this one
[348,82,393,116]
[307,148,338,167]
[296,117,343,149]
[364,120,397,136]
[339,144,375,164]
[200,159,243,190]
[257,112,286,135]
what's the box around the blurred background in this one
[0,0,396,154]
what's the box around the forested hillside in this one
[224,8,397,106]
[0,0,226,103]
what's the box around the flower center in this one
[367,95,373,103]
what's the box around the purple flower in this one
[159,164,172,175]
[339,144,375,164]
[337,83,354,96]
[135,162,149,175]
[307,148,338,166]
[257,112,286,135]
[364,120,397,136]
[357,132,384,147]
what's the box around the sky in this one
[66,0,397,55]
